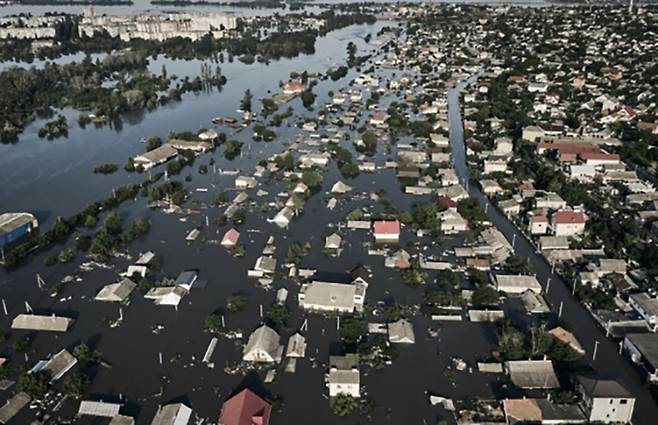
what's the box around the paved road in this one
[447,77,658,425]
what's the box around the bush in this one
[93,163,119,174]
[226,295,248,313]
[265,304,291,326]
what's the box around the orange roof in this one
[374,220,400,235]
[537,142,600,156]
[553,210,585,224]
[579,152,620,161]
[503,399,542,422]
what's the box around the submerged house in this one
[11,314,74,332]
[328,354,360,398]
[95,278,136,303]
[144,286,187,307]
[218,389,271,425]
[150,403,192,425]
[0,212,38,249]
[243,325,283,363]
[388,319,415,344]
[298,274,366,314]
[29,348,77,382]
[373,220,401,243]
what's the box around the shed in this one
[285,333,307,358]
[78,400,122,418]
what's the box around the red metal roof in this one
[553,210,585,224]
[579,152,620,162]
[437,195,458,208]
[537,142,600,156]
[218,389,271,425]
[374,220,400,235]
[222,228,241,245]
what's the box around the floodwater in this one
[0,18,514,425]
[1,5,656,425]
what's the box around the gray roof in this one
[134,144,177,164]
[328,369,359,385]
[625,332,658,370]
[630,293,658,317]
[300,281,357,311]
[577,375,632,399]
[535,399,586,422]
[329,353,359,370]
[11,314,73,332]
[0,213,36,237]
[506,360,560,389]
[150,403,192,425]
[109,415,136,425]
[243,325,283,362]
[78,400,122,417]
[388,319,415,344]
[285,333,307,358]
[95,278,137,303]
[43,348,77,381]
[0,392,30,424]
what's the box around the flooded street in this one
[1,3,657,425]
[0,17,509,425]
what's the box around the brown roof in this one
[503,399,542,423]
[219,389,271,425]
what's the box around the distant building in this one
[133,144,178,170]
[576,376,635,423]
[218,389,271,425]
[0,212,38,249]
[282,80,304,95]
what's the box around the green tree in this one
[226,295,248,313]
[63,372,91,398]
[73,342,92,363]
[332,393,358,416]
[205,314,223,333]
[265,304,291,326]
[17,371,49,398]
[471,286,500,307]
[340,318,368,345]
